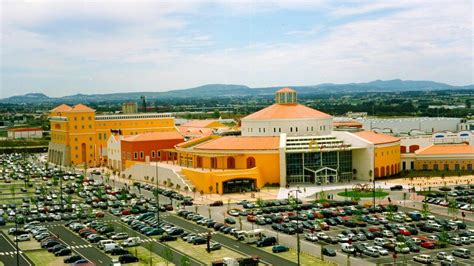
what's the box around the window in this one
[279,128,281,132]
[74,117,77,121]
[273,128,276,133]
[74,126,78,129]
[134,152,138,159]
[89,125,92,129]
[247,157,256,168]
[75,146,78,150]
[151,151,155,158]
[444,164,449,171]
[433,164,439,171]
[295,127,298,132]
[140,152,144,159]
[227,157,235,169]
[88,116,91,120]
[422,164,428,170]
[211,158,217,168]
[290,127,293,132]
[311,126,314,131]
[455,164,460,171]
[468,164,473,171]
[81,116,84,120]
[98,134,102,140]
[157,151,161,157]
[81,125,84,129]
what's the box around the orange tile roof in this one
[333,121,363,127]
[243,104,331,120]
[353,130,400,144]
[181,120,223,128]
[276,87,296,93]
[70,104,95,112]
[177,126,214,137]
[50,104,72,112]
[195,136,280,150]
[123,131,183,142]
[415,144,474,155]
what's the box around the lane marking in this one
[0,233,33,266]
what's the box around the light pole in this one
[372,178,376,208]
[154,159,160,224]
[288,187,302,266]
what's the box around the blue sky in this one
[1,0,472,97]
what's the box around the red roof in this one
[243,104,331,120]
[194,136,280,150]
[50,104,72,112]
[123,131,183,142]
[276,87,296,93]
[8,127,42,132]
[415,144,474,155]
[353,131,400,145]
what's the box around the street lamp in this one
[154,159,160,224]
[371,178,376,208]
[288,187,302,266]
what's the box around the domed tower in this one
[241,87,333,137]
[276,87,297,105]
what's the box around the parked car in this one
[413,254,433,264]
[322,247,336,257]
[272,245,289,253]
[119,254,139,264]
[256,237,277,247]
[452,248,471,258]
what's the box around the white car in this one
[16,234,30,241]
[316,232,329,240]
[304,233,318,242]
[341,243,355,253]
[337,234,349,242]
[382,230,393,237]
[371,246,389,256]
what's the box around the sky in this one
[1,0,473,98]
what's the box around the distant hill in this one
[1,80,473,104]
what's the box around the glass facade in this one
[286,150,352,184]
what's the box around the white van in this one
[104,243,119,253]
[236,229,263,244]
[98,239,116,249]
[122,237,140,247]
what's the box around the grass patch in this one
[337,190,389,198]
[25,249,67,266]
[261,246,334,266]
[124,246,172,266]
[165,238,242,264]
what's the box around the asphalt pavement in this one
[106,213,203,266]
[48,224,112,265]
[163,214,297,266]
[0,231,34,266]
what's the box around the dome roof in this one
[243,103,331,120]
[276,87,296,93]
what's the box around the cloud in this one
[0,0,472,97]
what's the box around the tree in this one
[256,197,264,212]
[448,199,458,219]
[192,187,197,200]
[318,190,327,203]
[421,203,430,218]
[386,204,395,221]
[180,255,190,266]
[466,98,471,109]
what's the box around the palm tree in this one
[319,190,327,203]
[386,204,395,221]
[192,187,197,200]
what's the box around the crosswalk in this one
[0,251,23,256]
[69,244,93,249]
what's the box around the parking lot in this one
[2,152,474,266]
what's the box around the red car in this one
[399,229,411,236]
[247,215,257,222]
[421,241,435,249]
[121,209,131,215]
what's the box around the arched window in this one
[381,167,385,177]
[374,167,379,178]
[386,166,390,176]
[400,146,406,153]
[227,157,235,169]
[246,157,256,168]
[196,156,202,168]
[391,164,395,175]
[409,145,420,153]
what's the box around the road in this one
[163,214,297,266]
[48,224,112,265]
[0,231,34,266]
[105,213,204,266]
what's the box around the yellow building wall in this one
[178,152,280,193]
[414,159,474,171]
[374,143,401,178]
[182,167,263,194]
[66,111,97,166]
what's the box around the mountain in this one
[1,80,472,104]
